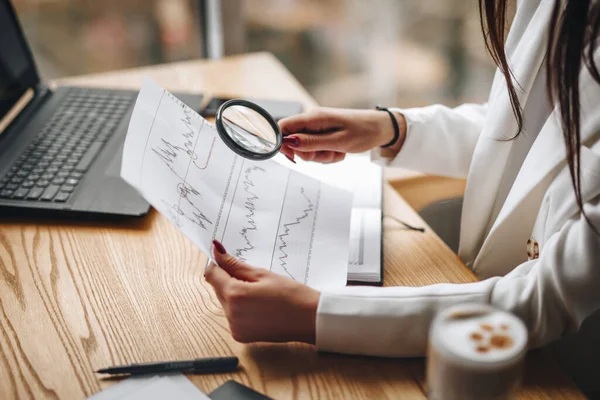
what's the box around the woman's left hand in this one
[204,240,320,344]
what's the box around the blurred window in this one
[13,0,201,78]
[13,0,496,108]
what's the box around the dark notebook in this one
[209,380,273,400]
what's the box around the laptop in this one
[0,0,203,218]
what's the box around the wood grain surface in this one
[0,52,584,399]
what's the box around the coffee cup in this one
[427,303,528,400]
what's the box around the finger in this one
[213,240,261,282]
[204,261,233,298]
[295,150,317,162]
[279,145,296,164]
[330,152,346,163]
[282,130,348,152]
[310,151,337,164]
[278,108,344,136]
[205,262,227,304]
[295,150,345,164]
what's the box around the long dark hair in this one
[479,0,600,230]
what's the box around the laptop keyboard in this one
[0,88,134,203]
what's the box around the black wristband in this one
[376,105,400,148]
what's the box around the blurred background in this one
[12,0,497,109]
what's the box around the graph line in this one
[276,187,315,280]
[212,155,241,241]
[161,199,212,230]
[304,184,322,284]
[151,108,215,172]
[193,137,215,169]
[234,165,266,261]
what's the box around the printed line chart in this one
[220,159,290,264]
[233,165,266,262]
[216,159,323,285]
[275,187,316,281]
[151,107,216,176]
[145,98,216,231]
[270,176,322,284]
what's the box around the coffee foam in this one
[431,304,528,367]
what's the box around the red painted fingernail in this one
[285,154,296,164]
[213,240,226,254]
[283,136,300,147]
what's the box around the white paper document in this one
[121,80,352,289]
[88,374,210,400]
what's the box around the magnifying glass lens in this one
[221,105,279,155]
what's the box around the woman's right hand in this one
[278,107,406,164]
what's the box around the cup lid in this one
[430,303,528,368]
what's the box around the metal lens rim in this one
[215,99,282,160]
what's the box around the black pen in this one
[96,356,239,376]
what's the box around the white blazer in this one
[316,0,600,387]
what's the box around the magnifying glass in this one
[215,99,283,160]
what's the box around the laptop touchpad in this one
[105,144,124,177]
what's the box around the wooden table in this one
[0,52,583,399]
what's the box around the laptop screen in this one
[0,1,39,124]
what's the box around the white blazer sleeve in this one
[373,103,487,179]
[316,197,600,357]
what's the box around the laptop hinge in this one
[0,88,35,136]
[0,85,52,137]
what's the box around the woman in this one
[205,0,600,394]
